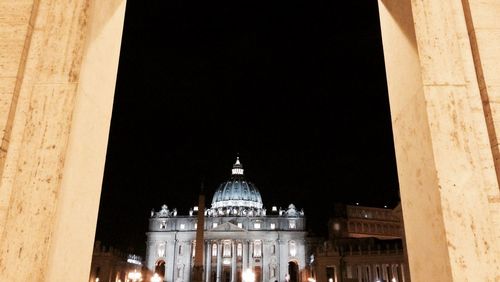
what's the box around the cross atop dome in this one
[231,155,244,175]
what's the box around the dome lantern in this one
[231,156,244,175]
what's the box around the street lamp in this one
[151,273,161,282]
[242,269,255,282]
[127,269,142,282]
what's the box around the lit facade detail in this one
[212,243,217,257]
[289,241,297,257]
[253,240,262,258]
[312,203,408,282]
[237,243,243,257]
[145,157,308,282]
[223,240,231,257]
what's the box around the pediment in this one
[210,222,245,232]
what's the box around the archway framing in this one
[0,0,499,281]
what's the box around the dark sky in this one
[95,1,399,256]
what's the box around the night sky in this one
[94,1,399,256]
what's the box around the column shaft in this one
[231,241,237,282]
[216,241,222,282]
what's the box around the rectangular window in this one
[326,267,335,282]
[254,222,261,229]
[180,223,185,230]
[270,223,276,229]
[289,220,296,229]
[253,240,262,258]
[194,223,197,229]
[160,221,167,229]
[212,222,218,228]
[237,223,243,228]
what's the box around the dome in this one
[211,157,263,210]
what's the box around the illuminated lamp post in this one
[127,269,142,282]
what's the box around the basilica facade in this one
[145,158,309,282]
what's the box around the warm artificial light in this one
[151,273,161,282]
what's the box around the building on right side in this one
[312,203,410,282]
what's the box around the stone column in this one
[249,241,254,270]
[400,263,406,282]
[242,240,249,271]
[378,0,500,281]
[167,240,176,281]
[231,241,237,282]
[216,241,222,282]
[278,239,287,281]
[205,241,212,282]
[0,1,125,281]
[145,240,155,271]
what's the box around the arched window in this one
[237,243,243,257]
[288,261,299,282]
[157,242,165,258]
[212,243,217,257]
[289,241,297,257]
[223,240,231,257]
[155,260,166,278]
[253,240,262,257]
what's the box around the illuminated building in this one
[312,204,409,282]
[145,157,309,282]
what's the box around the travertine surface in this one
[467,0,500,245]
[379,0,500,281]
[0,0,125,281]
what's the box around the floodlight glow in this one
[151,273,162,282]
[242,269,255,282]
